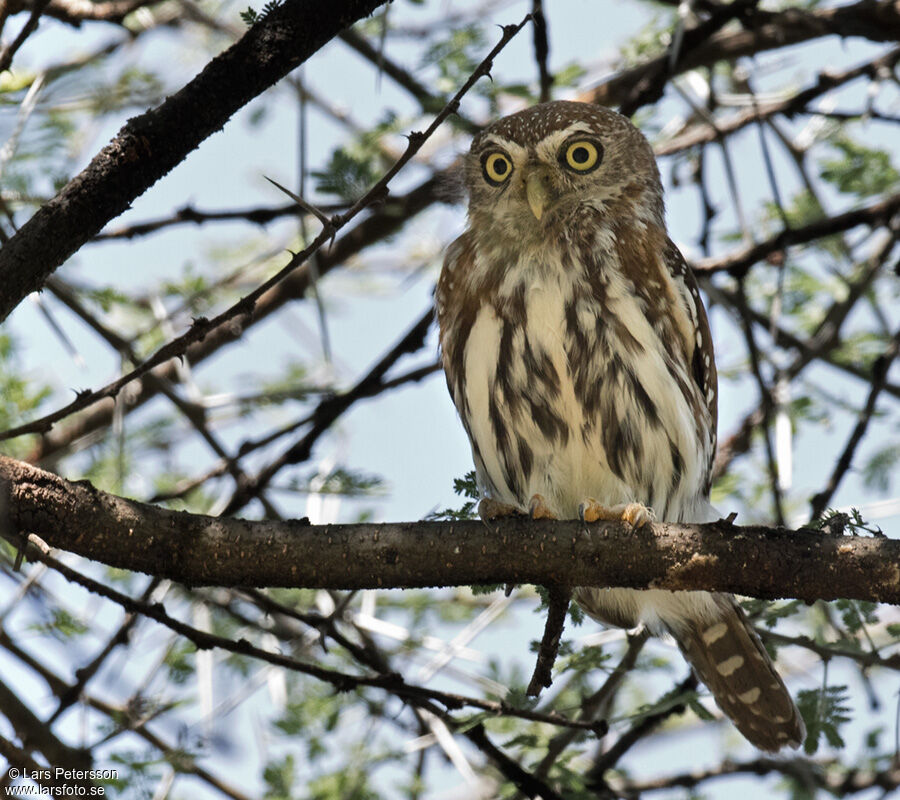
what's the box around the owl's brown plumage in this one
[436,101,804,751]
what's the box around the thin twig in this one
[531,0,552,103]
[18,535,603,734]
[0,0,51,73]
[526,585,570,696]
[655,46,900,156]
[220,306,436,514]
[616,755,900,795]
[760,629,900,674]
[733,282,786,525]
[146,359,439,505]
[692,191,900,276]
[534,631,649,780]
[589,675,698,780]
[809,328,900,521]
[0,17,530,445]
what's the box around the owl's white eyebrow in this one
[560,122,596,135]
[475,135,512,151]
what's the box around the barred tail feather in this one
[671,595,805,752]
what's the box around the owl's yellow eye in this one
[481,151,513,185]
[562,140,602,173]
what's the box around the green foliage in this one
[306,768,379,800]
[263,754,297,799]
[82,286,133,313]
[831,330,895,373]
[313,114,398,202]
[797,684,852,754]
[471,583,504,595]
[454,470,479,499]
[275,692,343,739]
[290,467,385,497]
[107,748,169,796]
[808,507,883,536]
[161,264,211,302]
[568,600,585,625]
[249,362,314,408]
[87,67,164,114]
[709,470,740,508]
[620,683,698,725]
[557,643,610,675]
[28,608,88,640]
[267,701,380,800]
[164,640,197,685]
[431,494,476,524]
[862,442,900,492]
[421,25,486,94]
[833,599,879,634]
[0,334,51,458]
[541,759,594,800]
[425,470,479,520]
[313,145,382,202]
[764,188,825,229]
[77,441,132,495]
[619,13,675,65]
[819,135,900,199]
[554,62,587,89]
[240,0,282,25]
[740,598,802,629]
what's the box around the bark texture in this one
[2,456,897,602]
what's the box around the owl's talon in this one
[528,493,556,520]
[478,498,522,521]
[621,502,655,528]
[579,499,654,528]
[579,498,605,523]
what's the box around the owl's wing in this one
[436,232,477,421]
[665,239,718,482]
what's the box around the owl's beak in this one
[524,170,551,221]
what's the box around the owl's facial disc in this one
[471,125,616,231]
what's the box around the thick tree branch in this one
[0,0,389,323]
[1,455,898,604]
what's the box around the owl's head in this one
[464,101,663,242]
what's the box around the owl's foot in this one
[528,493,556,520]
[478,498,522,521]
[579,500,655,528]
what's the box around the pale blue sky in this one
[3,1,900,796]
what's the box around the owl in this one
[436,100,805,752]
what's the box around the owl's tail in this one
[670,595,806,752]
